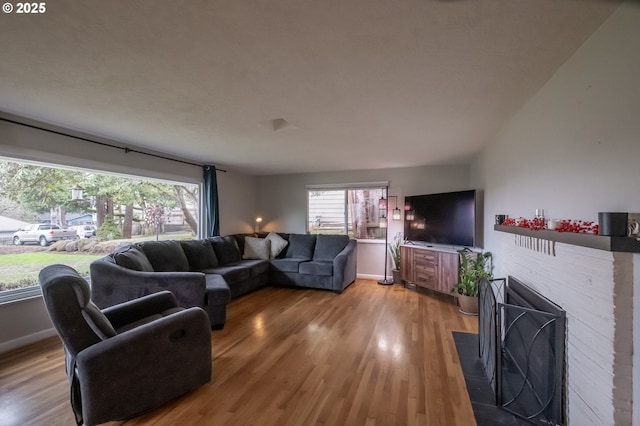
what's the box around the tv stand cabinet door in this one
[436,251,459,294]
[400,246,414,283]
[400,247,436,290]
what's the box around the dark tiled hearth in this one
[452,331,528,426]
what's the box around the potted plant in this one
[388,232,403,284]
[451,249,492,315]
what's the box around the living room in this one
[1,1,639,425]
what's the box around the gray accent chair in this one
[39,264,212,426]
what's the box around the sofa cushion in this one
[243,236,271,260]
[270,258,307,273]
[209,236,242,265]
[232,259,270,277]
[299,261,334,277]
[113,246,154,272]
[313,235,350,261]
[180,240,219,270]
[136,240,190,272]
[284,234,316,260]
[201,265,250,285]
[265,232,289,259]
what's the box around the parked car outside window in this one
[71,225,97,238]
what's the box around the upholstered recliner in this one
[39,264,212,425]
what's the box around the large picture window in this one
[0,159,199,301]
[307,184,387,240]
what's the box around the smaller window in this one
[307,187,385,240]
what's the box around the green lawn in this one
[0,232,195,291]
[0,252,103,290]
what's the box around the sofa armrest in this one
[102,290,179,328]
[90,259,206,309]
[75,307,211,425]
[332,239,358,292]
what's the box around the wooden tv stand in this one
[400,245,459,296]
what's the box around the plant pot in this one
[457,294,479,316]
[392,269,402,285]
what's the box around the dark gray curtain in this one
[203,165,220,237]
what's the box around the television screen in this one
[404,190,476,247]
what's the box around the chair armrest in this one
[102,291,179,328]
[90,260,206,309]
[76,307,212,424]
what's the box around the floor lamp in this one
[378,186,394,285]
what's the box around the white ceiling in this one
[0,0,619,175]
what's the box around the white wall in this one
[217,169,259,236]
[0,113,259,351]
[257,164,472,277]
[472,2,640,259]
[471,2,640,424]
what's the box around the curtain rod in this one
[306,181,390,190]
[0,117,227,173]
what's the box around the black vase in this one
[598,212,628,236]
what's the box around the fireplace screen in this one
[479,276,566,426]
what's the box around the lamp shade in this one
[406,210,415,221]
[392,207,401,221]
[378,197,387,210]
[379,217,387,228]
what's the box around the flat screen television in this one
[404,189,476,247]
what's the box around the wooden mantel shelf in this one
[494,225,640,253]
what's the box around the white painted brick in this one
[496,232,631,426]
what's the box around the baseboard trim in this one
[357,274,385,281]
[0,328,57,354]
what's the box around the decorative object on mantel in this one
[501,217,599,234]
[451,249,493,316]
[514,235,556,256]
[598,212,628,236]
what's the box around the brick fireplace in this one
[493,229,638,425]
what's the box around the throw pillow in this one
[265,232,289,259]
[243,236,271,260]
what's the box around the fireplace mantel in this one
[494,224,640,252]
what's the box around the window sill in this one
[0,286,41,306]
[356,239,386,244]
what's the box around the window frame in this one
[306,181,389,241]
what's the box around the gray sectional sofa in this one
[89,233,357,329]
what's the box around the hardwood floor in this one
[0,280,478,425]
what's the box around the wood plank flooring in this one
[0,280,478,425]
